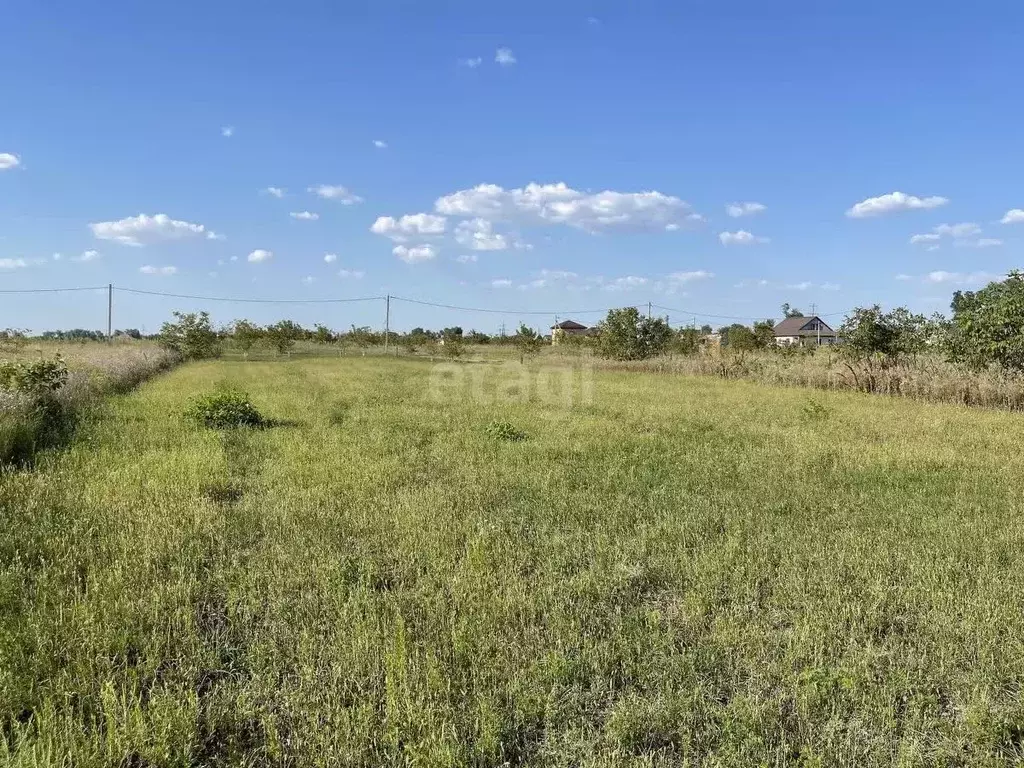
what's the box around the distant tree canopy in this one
[781,303,804,318]
[596,307,672,360]
[839,305,930,365]
[159,312,220,360]
[947,271,1024,372]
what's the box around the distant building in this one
[773,315,838,346]
[550,319,595,344]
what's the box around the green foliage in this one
[231,319,264,356]
[312,324,336,345]
[801,399,831,422]
[158,311,220,360]
[466,330,490,344]
[596,307,672,360]
[484,420,526,441]
[0,356,69,399]
[0,328,30,351]
[781,303,804,318]
[947,271,1024,372]
[186,390,265,429]
[265,320,304,355]
[441,329,465,359]
[840,305,928,364]
[513,324,544,362]
[347,325,375,350]
[671,328,702,355]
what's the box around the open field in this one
[3,357,1024,765]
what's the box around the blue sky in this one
[2,0,1023,334]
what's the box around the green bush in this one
[186,390,265,429]
[485,420,526,442]
[0,355,69,399]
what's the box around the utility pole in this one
[384,295,391,354]
[647,301,652,319]
[107,283,113,341]
[810,303,819,346]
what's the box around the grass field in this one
[3,356,1024,766]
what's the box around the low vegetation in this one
[186,390,265,429]
[3,357,1024,764]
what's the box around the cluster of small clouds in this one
[719,230,769,246]
[490,269,714,294]
[0,152,21,170]
[845,191,949,219]
[896,271,1000,286]
[908,222,1001,250]
[259,184,364,222]
[734,278,840,292]
[460,48,517,68]
[370,181,704,264]
[89,213,223,247]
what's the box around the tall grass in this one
[598,348,1024,412]
[0,342,178,464]
[3,357,1024,764]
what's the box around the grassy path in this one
[3,357,1024,766]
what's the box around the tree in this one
[596,307,672,360]
[441,328,465,359]
[312,324,335,345]
[753,320,776,349]
[513,324,544,363]
[441,326,464,339]
[265,320,304,355]
[466,330,490,344]
[947,271,1024,371]
[718,323,750,348]
[700,324,713,335]
[672,327,702,355]
[347,325,374,352]
[781,303,804,318]
[232,319,263,358]
[158,311,220,360]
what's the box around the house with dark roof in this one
[773,315,837,346]
[550,319,595,344]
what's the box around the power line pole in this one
[107,283,113,341]
[647,301,652,319]
[384,294,390,354]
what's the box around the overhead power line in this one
[114,287,384,304]
[0,286,108,294]
[390,295,644,316]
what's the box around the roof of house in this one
[773,315,836,337]
[552,320,589,330]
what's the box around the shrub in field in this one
[947,271,1024,372]
[597,307,672,361]
[186,390,265,429]
[159,311,220,360]
[485,420,526,442]
[265,320,304,355]
[513,324,544,363]
[0,355,69,400]
[231,319,264,358]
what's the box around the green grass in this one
[3,356,1024,766]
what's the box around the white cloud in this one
[491,279,512,287]
[324,253,338,263]
[972,238,1003,248]
[726,201,766,218]
[459,57,483,68]
[248,249,273,263]
[290,211,319,220]
[301,276,315,284]
[719,230,769,246]
[821,282,841,291]
[373,139,387,149]
[454,218,510,251]
[0,258,27,269]
[734,278,770,288]
[603,275,649,291]
[140,265,177,275]
[787,281,813,291]
[338,269,365,279]
[73,249,100,263]
[925,270,996,285]
[665,223,680,231]
[1000,209,1024,224]
[845,191,949,218]
[909,233,941,245]
[206,231,225,241]
[263,187,285,198]
[221,126,234,138]
[90,213,210,246]
[935,222,981,238]
[0,153,21,170]
[455,253,478,263]
[393,244,437,264]
[370,213,447,241]
[434,181,699,233]
[309,184,363,204]
[52,253,62,261]
[495,47,517,66]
